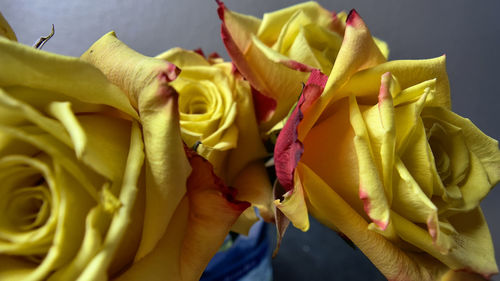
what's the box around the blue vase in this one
[201,220,273,281]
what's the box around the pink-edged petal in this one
[218,1,312,130]
[274,69,328,192]
[349,94,390,230]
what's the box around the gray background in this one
[1,0,499,280]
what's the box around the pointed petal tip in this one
[216,0,226,20]
[378,72,392,102]
[359,187,388,231]
[193,48,205,58]
[346,9,362,27]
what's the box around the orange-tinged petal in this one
[81,32,192,260]
[232,160,273,222]
[117,150,250,281]
[298,163,453,281]
[301,97,365,218]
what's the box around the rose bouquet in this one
[1,1,499,281]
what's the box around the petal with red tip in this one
[274,70,327,192]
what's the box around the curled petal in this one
[81,32,192,260]
[0,37,137,119]
[274,69,327,192]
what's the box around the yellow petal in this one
[286,24,343,75]
[256,1,333,45]
[274,168,309,232]
[360,72,396,204]
[2,86,111,115]
[156,48,210,67]
[47,102,86,159]
[0,156,57,254]
[77,115,132,182]
[339,56,450,109]
[225,76,268,183]
[349,95,390,230]
[72,121,145,280]
[391,208,498,277]
[422,106,500,186]
[0,124,101,201]
[0,38,138,119]
[81,32,192,260]
[246,35,310,131]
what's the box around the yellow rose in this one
[0,18,249,281]
[154,48,274,230]
[274,11,499,280]
[217,1,388,131]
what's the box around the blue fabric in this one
[201,220,271,281]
